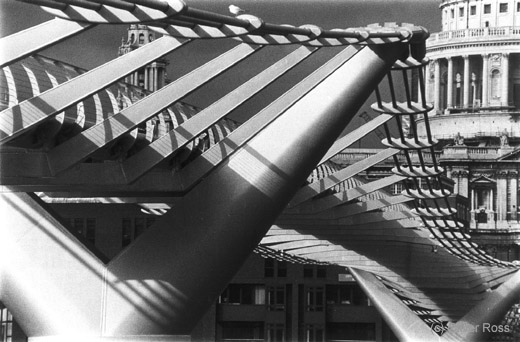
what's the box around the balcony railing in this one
[428,26,520,45]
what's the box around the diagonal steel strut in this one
[0,35,190,143]
[47,43,261,175]
[0,18,94,68]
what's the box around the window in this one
[326,323,376,341]
[264,258,274,277]
[326,284,370,306]
[459,7,464,17]
[221,322,264,340]
[306,287,324,312]
[121,217,155,247]
[316,266,326,278]
[517,2,520,12]
[392,182,404,195]
[500,3,508,12]
[484,4,491,13]
[470,5,476,15]
[277,261,287,277]
[138,33,145,44]
[264,258,286,277]
[267,324,285,342]
[303,265,313,278]
[219,284,265,305]
[68,218,96,244]
[267,286,285,311]
[304,324,324,342]
[0,308,13,342]
[451,8,455,18]
[491,69,501,99]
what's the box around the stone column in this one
[434,59,441,113]
[502,52,509,107]
[482,54,489,107]
[497,171,508,222]
[459,170,469,198]
[153,66,159,92]
[144,67,149,90]
[424,64,431,104]
[510,171,518,221]
[463,55,470,108]
[451,170,459,194]
[447,57,454,109]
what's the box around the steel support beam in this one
[446,269,520,342]
[349,268,439,342]
[122,45,316,182]
[288,148,399,207]
[0,18,94,68]
[289,174,406,214]
[317,194,412,218]
[102,43,406,335]
[48,43,259,174]
[0,192,106,337]
[318,114,393,165]
[0,36,189,143]
[177,46,363,189]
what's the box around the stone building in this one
[414,0,520,259]
[118,24,168,92]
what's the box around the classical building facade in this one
[414,0,520,257]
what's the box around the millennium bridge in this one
[1,1,519,341]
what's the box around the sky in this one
[0,0,442,146]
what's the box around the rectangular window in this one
[221,322,264,340]
[306,287,324,312]
[121,217,154,247]
[392,182,404,195]
[517,2,520,12]
[500,3,508,12]
[267,286,285,311]
[86,218,96,244]
[277,261,287,277]
[219,284,265,305]
[326,323,376,341]
[267,324,285,342]
[470,5,477,15]
[459,7,464,17]
[134,217,145,238]
[68,218,96,244]
[316,266,326,278]
[0,308,13,342]
[264,258,274,277]
[304,324,324,342]
[303,265,313,278]
[451,8,455,18]
[484,4,491,13]
[73,218,84,235]
[122,218,132,247]
[326,284,370,306]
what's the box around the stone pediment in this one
[471,175,496,184]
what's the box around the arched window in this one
[139,33,145,45]
[149,34,154,42]
[129,34,135,43]
[491,69,501,98]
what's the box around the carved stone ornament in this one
[490,54,502,67]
